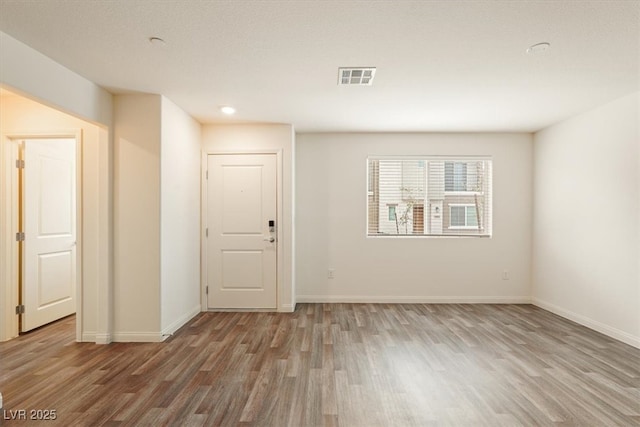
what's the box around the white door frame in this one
[201,149,283,312]
[0,130,83,341]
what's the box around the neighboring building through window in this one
[367,156,492,237]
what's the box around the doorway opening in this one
[0,88,99,342]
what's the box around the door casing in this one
[1,131,82,341]
[201,149,284,312]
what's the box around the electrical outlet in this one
[502,270,509,280]
[328,269,335,279]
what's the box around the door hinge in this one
[206,170,208,179]
[15,159,25,169]
[16,305,25,315]
[206,286,209,295]
[205,228,208,237]
[15,232,25,242]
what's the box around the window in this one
[449,204,478,228]
[388,205,397,221]
[367,156,492,237]
[445,161,482,192]
[445,162,467,191]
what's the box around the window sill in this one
[444,191,482,196]
[367,233,491,239]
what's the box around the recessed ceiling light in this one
[149,37,166,46]
[526,42,550,54]
[220,106,236,115]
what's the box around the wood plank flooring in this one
[0,304,639,426]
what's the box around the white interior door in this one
[207,154,277,309]
[22,138,77,332]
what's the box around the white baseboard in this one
[296,295,531,304]
[83,332,113,344]
[532,298,640,349]
[95,333,112,345]
[111,332,166,343]
[81,332,95,342]
[279,303,296,312]
[161,305,202,338]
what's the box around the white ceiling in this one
[0,0,638,132]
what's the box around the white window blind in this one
[367,156,492,237]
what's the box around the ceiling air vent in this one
[338,67,376,86]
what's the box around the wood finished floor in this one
[0,304,638,426]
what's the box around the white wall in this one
[201,124,296,311]
[113,94,162,341]
[114,94,203,341]
[0,31,113,343]
[160,96,202,334]
[532,91,640,348]
[296,133,532,302]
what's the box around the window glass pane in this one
[445,162,467,191]
[450,206,465,226]
[444,162,454,191]
[467,162,479,191]
[368,159,378,192]
[388,206,396,221]
[453,162,466,191]
[401,160,425,199]
[466,206,478,226]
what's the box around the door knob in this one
[263,237,275,243]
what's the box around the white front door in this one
[206,154,277,309]
[22,138,77,332]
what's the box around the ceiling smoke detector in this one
[338,67,376,86]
